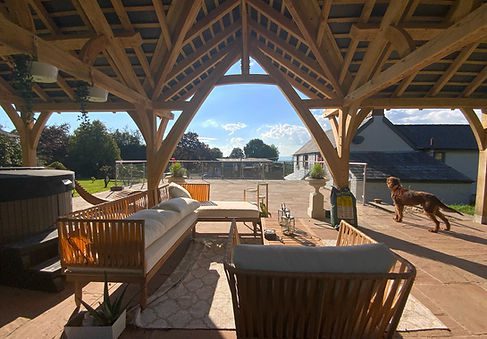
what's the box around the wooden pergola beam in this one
[216,74,275,86]
[0,13,150,105]
[345,4,487,105]
[30,102,178,116]
[241,0,250,74]
[462,65,487,97]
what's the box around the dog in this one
[386,176,462,233]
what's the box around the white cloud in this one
[201,119,219,128]
[222,122,247,135]
[386,108,478,124]
[260,123,311,156]
[219,137,245,157]
[198,136,217,143]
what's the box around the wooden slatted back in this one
[181,183,210,201]
[224,221,416,339]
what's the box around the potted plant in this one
[306,163,327,220]
[166,161,188,184]
[64,273,128,339]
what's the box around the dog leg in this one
[394,204,404,222]
[435,210,451,230]
[425,212,440,233]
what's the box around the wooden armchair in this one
[224,221,416,339]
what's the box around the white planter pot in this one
[166,175,187,185]
[87,86,108,102]
[31,61,59,83]
[64,309,126,339]
[305,177,327,220]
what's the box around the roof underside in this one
[0,0,486,111]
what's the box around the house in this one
[289,112,477,204]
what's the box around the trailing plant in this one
[259,202,271,218]
[76,81,90,124]
[169,161,187,177]
[12,54,34,123]
[308,163,325,179]
[77,272,127,326]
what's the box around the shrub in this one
[308,163,325,179]
[47,161,67,170]
[169,162,187,177]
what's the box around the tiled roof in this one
[293,130,335,155]
[393,124,477,150]
[349,152,473,182]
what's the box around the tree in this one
[38,123,70,165]
[112,128,146,160]
[243,139,279,160]
[173,132,222,160]
[229,147,244,158]
[67,120,121,178]
[0,133,21,166]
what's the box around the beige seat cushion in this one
[168,183,192,199]
[126,209,180,247]
[197,201,259,219]
[154,197,200,218]
[233,243,395,273]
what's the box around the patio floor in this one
[1,179,486,338]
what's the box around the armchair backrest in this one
[224,221,416,339]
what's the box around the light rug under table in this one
[133,239,448,332]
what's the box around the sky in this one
[0,58,477,159]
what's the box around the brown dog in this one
[386,176,462,233]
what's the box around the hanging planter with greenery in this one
[76,81,90,124]
[12,54,34,123]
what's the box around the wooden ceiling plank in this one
[345,4,487,106]
[152,0,203,100]
[56,76,76,101]
[166,20,241,85]
[184,0,239,45]
[246,0,304,41]
[462,65,487,97]
[428,42,479,96]
[29,0,61,34]
[250,23,325,80]
[255,40,335,98]
[77,1,146,96]
[284,0,343,97]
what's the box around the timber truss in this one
[0,0,487,218]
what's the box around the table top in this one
[261,217,324,247]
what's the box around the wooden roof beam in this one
[216,74,275,86]
[345,4,487,106]
[152,0,172,49]
[152,0,203,100]
[0,13,150,105]
[241,0,250,74]
[462,64,487,97]
[283,0,344,97]
[76,1,147,96]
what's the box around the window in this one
[434,152,445,162]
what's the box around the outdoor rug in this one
[133,238,448,332]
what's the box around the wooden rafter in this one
[152,0,172,49]
[241,0,249,74]
[152,0,203,100]
[462,65,487,97]
[345,4,487,106]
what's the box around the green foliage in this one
[243,139,279,160]
[12,55,34,123]
[47,161,67,170]
[169,162,187,177]
[112,128,146,160]
[76,81,90,124]
[72,179,115,197]
[309,163,325,179]
[78,273,127,326]
[209,147,223,159]
[67,120,121,177]
[38,124,70,165]
[0,134,22,166]
[173,132,222,160]
[259,202,271,218]
[448,204,474,215]
[229,147,244,159]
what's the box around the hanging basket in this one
[87,86,108,102]
[31,61,59,83]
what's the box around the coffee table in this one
[261,217,323,246]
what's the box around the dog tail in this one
[439,202,463,216]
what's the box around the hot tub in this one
[0,168,74,244]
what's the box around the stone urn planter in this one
[306,177,327,220]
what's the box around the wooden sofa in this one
[224,220,416,339]
[58,185,198,308]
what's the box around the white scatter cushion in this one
[154,197,200,218]
[233,243,395,273]
[168,183,192,199]
[126,209,179,247]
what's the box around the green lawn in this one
[73,179,116,197]
[448,204,474,215]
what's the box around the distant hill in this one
[278,156,293,162]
